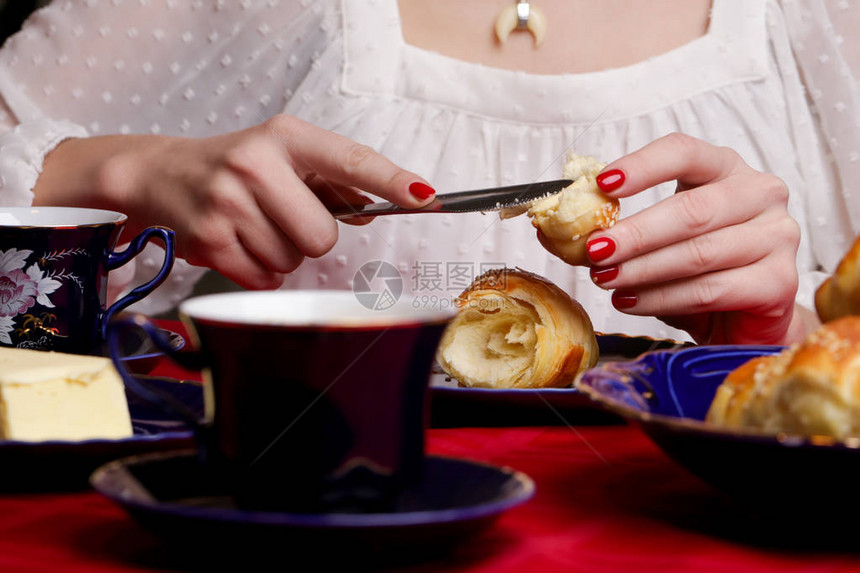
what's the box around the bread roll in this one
[436,268,599,389]
[815,233,860,323]
[706,316,860,439]
[510,151,620,266]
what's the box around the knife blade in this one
[331,179,572,221]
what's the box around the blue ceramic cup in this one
[0,207,174,355]
[108,290,454,513]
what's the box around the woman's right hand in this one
[34,115,436,289]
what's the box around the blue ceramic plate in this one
[429,333,689,427]
[91,450,535,560]
[0,375,201,491]
[578,345,860,513]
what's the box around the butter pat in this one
[0,347,133,442]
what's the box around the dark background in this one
[0,1,47,47]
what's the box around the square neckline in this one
[395,0,717,76]
[341,0,769,124]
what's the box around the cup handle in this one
[107,313,205,433]
[100,226,176,340]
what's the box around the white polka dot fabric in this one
[0,0,857,340]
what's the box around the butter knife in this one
[331,179,572,221]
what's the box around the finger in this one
[608,253,799,320]
[596,133,744,198]
[235,215,306,274]
[216,243,288,291]
[197,165,309,273]
[183,227,287,291]
[195,172,304,274]
[587,172,789,267]
[263,115,436,208]
[306,176,377,226]
[239,144,341,259]
[590,212,800,289]
[306,176,372,209]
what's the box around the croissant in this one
[436,268,599,389]
[706,315,860,440]
[504,151,620,266]
[815,233,860,323]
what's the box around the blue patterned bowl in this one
[578,345,860,514]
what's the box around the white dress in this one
[0,0,858,341]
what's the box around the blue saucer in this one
[90,450,534,555]
[578,345,860,515]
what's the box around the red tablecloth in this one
[2,321,859,572]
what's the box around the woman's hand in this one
[582,133,806,346]
[34,114,435,289]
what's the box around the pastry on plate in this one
[815,233,860,323]
[436,268,598,389]
[706,315,860,440]
[503,151,620,266]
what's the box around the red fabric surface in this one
[2,320,859,572]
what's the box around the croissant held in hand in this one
[436,268,599,389]
[815,233,860,323]
[502,151,620,266]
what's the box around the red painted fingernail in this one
[612,289,638,309]
[590,266,619,285]
[586,237,616,262]
[409,182,435,201]
[596,169,625,193]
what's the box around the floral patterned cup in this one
[0,207,174,354]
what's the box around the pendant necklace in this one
[494,0,547,47]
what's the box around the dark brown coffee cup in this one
[109,290,453,512]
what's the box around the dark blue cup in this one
[0,207,174,354]
[107,290,454,513]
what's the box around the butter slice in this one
[0,347,133,442]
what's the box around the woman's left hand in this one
[582,133,806,346]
